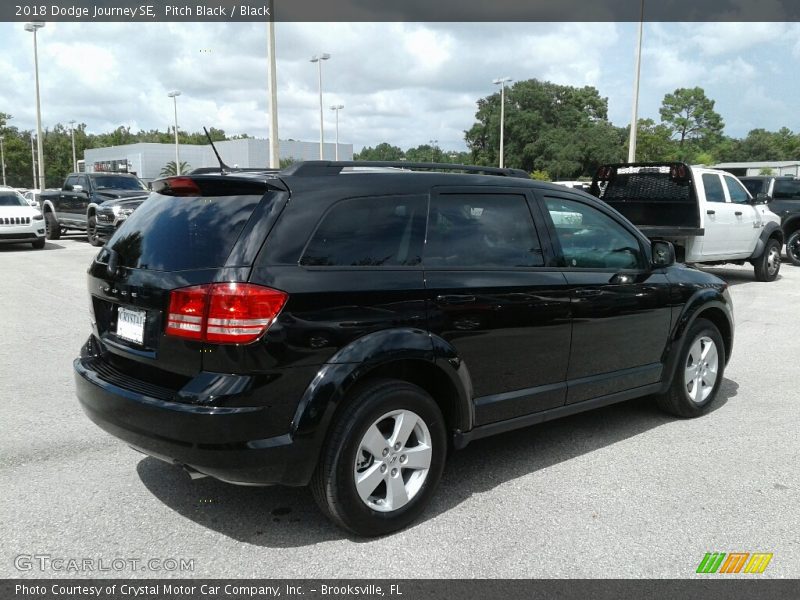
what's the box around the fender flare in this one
[86,202,100,218]
[288,328,473,478]
[750,221,784,259]
[661,291,733,390]
[41,199,57,216]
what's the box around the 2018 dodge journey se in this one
[75,161,734,536]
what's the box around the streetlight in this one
[493,77,512,168]
[266,3,279,169]
[24,21,46,191]
[627,0,645,162]
[0,135,6,186]
[167,90,182,175]
[310,53,330,159]
[329,105,344,161]
[30,133,37,188]
[429,139,438,163]
[68,120,77,172]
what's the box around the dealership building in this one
[82,138,353,182]
[713,160,800,177]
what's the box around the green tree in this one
[465,78,623,177]
[625,118,676,162]
[659,87,724,155]
[159,161,191,176]
[355,143,404,161]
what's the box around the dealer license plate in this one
[116,307,146,345]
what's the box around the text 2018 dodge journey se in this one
[75,161,734,536]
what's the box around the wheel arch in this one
[749,221,784,259]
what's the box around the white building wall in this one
[83,139,353,182]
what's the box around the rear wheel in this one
[311,379,447,536]
[44,212,61,240]
[31,238,45,249]
[656,318,725,418]
[87,215,102,246]
[753,237,781,281]
[786,230,800,267]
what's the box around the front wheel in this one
[44,212,61,240]
[753,237,781,281]
[87,216,102,246]
[786,230,800,267]
[311,379,447,537]
[656,318,725,418]
[31,238,45,249]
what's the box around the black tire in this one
[44,212,61,240]
[786,229,800,267]
[87,215,102,246]
[31,238,45,249]
[753,237,781,281]
[311,379,447,537]
[656,318,725,418]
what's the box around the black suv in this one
[740,176,800,265]
[75,162,734,536]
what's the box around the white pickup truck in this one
[590,163,784,281]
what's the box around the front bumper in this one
[95,212,123,240]
[74,349,318,486]
[0,221,45,244]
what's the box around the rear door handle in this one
[706,210,716,215]
[735,211,743,216]
[436,295,476,305]
[574,289,602,298]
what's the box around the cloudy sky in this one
[0,21,799,152]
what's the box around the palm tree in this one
[159,161,191,177]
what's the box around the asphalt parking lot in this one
[1,237,798,579]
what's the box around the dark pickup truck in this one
[740,176,800,266]
[40,173,149,246]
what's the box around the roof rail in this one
[280,160,531,179]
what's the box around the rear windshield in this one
[740,179,765,196]
[105,193,264,271]
[593,166,693,203]
[92,176,147,191]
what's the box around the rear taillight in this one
[165,283,287,344]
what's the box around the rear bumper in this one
[73,353,318,486]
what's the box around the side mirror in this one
[72,184,85,194]
[652,240,676,268]
[754,192,771,204]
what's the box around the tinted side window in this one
[301,196,425,267]
[702,174,726,203]
[724,177,750,204]
[64,176,79,190]
[773,179,800,199]
[425,194,543,268]
[78,176,90,190]
[544,197,644,270]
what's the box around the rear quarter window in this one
[300,195,426,267]
[773,179,800,199]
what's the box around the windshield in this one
[0,191,28,207]
[92,176,147,191]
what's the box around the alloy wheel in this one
[353,409,432,512]
[684,336,719,404]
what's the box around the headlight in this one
[119,208,135,217]
[32,212,44,221]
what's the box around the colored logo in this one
[696,552,773,574]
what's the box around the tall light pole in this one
[30,133,37,188]
[330,105,344,161]
[167,90,182,175]
[69,120,77,172]
[266,0,279,168]
[0,136,6,186]
[429,139,438,162]
[493,77,512,168]
[628,0,645,163]
[25,21,46,191]
[310,53,330,159]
